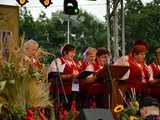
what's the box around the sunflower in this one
[114,105,124,113]
[129,116,138,120]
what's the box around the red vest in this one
[148,63,160,95]
[80,61,105,95]
[80,60,100,72]
[150,63,160,78]
[128,55,150,93]
[50,57,79,95]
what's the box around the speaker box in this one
[78,108,114,120]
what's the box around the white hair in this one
[83,47,97,60]
[23,39,39,54]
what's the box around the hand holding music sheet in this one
[77,65,129,80]
[77,71,94,80]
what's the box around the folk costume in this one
[48,56,80,119]
[80,60,106,108]
[114,40,153,96]
[148,48,160,101]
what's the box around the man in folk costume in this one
[23,40,47,120]
[48,44,79,120]
[114,40,153,96]
[23,39,42,70]
[148,47,160,101]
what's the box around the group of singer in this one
[23,39,160,119]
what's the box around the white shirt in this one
[48,58,65,73]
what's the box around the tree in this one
[20,9,107,60]
[19,7,36,40]
[124,0,160,63]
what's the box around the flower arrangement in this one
[114,88,141,120]
[0,34,54,120]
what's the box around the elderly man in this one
[23,39,42,69]
[114,40,153,96]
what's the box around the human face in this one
[65,49,76,60]
[133,52,146,63]
[87,52,96,64]
[97,54,108,66]
[27,44,38,58]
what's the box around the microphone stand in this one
[54,58,68,119]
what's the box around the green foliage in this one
[20,1,160,63]
[10,103,26,120]
[114,89,140,120]
[19,7,36,40]
[124,0,160,63]
[19,9,107,62]
[0,35,52,119]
